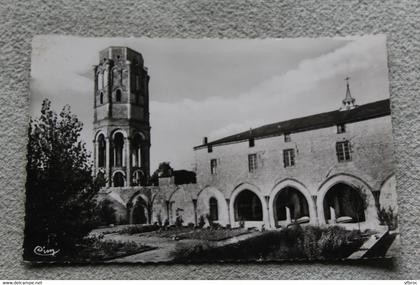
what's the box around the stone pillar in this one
[126,60,131,120]
[165,200,170,223]
[93,140,98,176]
[311,195,319,226]
[225,198,231,226]
[330,207,336,224]
[264,195,270,229]
[105,136,111,187]
[192,199,198,226]
[286,206,291,224]
[125,137,131,186]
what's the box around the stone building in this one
[96,47,396,231]
[93,47,151,188]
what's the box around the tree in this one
[24,99,101,260]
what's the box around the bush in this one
[175,215,184,228]
[317,226,364,259]
[377,206,398,230]
[117,224,159,235]
[198,215,206,228]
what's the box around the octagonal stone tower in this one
[93,46,151,187]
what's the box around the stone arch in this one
[196,186,229,226]
[132,169,146,186]
[110,129,128,140]
[94,130,107,142]
[112,170,125,187]
[168,187,195,225]
[229,182,268,228]
[269,179,316,228]
[317,174,378,229]
[379,174,397,212]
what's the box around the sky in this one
[30,35,390,171]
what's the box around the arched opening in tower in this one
[113,172,125,187]
[113,132,124,167]
[323,183,366,224]
[98,134,106,168]
[132,133,143,167]
[234,190,263,221]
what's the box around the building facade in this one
[97,47,397,231]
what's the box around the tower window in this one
[337,123,346,134]
[336,141,351,162]
[113,132,124,167]
[210,159,217,175]
[100,92,104,104]
[283,149,295,168]
[284,133,291,142]
[116,89,122,102]
[249,138,255,147]
[248,153,258,172]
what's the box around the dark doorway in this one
[234,190,263,221]
[323,183,366,223]
[275,187,309,222]
[132,197,148,224]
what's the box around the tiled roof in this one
[194,99,390,150]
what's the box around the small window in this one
[337,124,346,134]
[284,133,291,142]
[100,92,104,104]
[249,137,255,147]
[336,141,351,162]
[116,89,122,102]
[210,159,217,175]
[207,145,213,153]
[209,197,219,221]
[283,149,295,167]
[248,154,258,172]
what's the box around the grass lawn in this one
[140,227,252,241]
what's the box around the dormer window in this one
[284,133,291,142]
[337,123,346,134]
[249,137,255,147]
[207,145,213,153]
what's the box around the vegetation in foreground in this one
[24,99,103,261]
[171,225,369,262]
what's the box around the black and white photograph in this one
[24,34,399,263]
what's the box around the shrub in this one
[377,206,398,230]
[175,215,184,228]
[198,215,206,228]
[317,226,364,259]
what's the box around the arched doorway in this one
[131,196,148,224]
[234,190,263,222]
[273,186,310,226]
[113,172,125,187]
[323,183,366,224]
